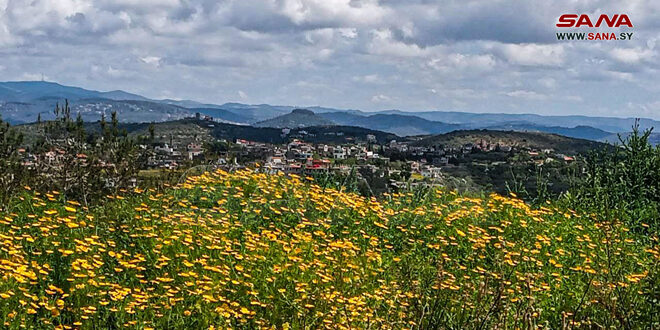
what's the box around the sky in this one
[1,0,659,118]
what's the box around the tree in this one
[148,124,155,141]
[100,113,106,133]
[0,117,26,205]
[63,99,71,121]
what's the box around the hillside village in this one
[11,112,592,198]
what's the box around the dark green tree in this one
[148,123,155,141]
[0,117,26,205]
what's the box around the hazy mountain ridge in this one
[1,81,658,143]
[381,110,658,133]
[0,81,146,102]
[483,122,614,141]
[601,131,660,146]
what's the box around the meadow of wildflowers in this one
[0,169,657,329]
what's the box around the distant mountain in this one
[2,81,659,140]
[0,81,146,102]
[484,122,613,141]
[160,99,224,109]
[254,109,335,128]
[100,90,150,101]
[383,110,659,133]
[601,132,660,146]
[0,101,46,124]
[0,98,193,124]
[217,103,295,123]
[320,112,461,136]
[414,130,610,155]
[0,81,193,123]
[69,99,193,122]
[0,81,98,102]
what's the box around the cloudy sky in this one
[1,0,659,118]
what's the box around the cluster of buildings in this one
[219,136,580,181]
[240,139,386,175]
[147,142,204,169]
[399,138,578,169]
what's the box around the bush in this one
[566,122,659,233]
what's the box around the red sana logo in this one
[556,14,633,28]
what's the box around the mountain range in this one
[1,81,658,144]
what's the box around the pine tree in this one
[149,124,155,141]
[76,112,83,128]
[100,113,107,135]
[111,111,119,140]
[76,112,85,145]
[64,99,71,122]
[54,102,60,120]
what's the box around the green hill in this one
[254,109,335,128]
[15,118,399,146]
[414,129,611,154]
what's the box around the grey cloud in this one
[408,3,555,45]
[0,0,659,119]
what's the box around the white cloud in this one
[564,95,583,102]
[278,0,389,27]
[0,16,17,46]
[0,0,659,118]
[20,73,48,81]
[367,29,427,57]
[504,90,548,100]
[371,94,392,103]
[339,28,357,39]
[538,77,557,89]
[140,56,161,66]
[626,100,660,117]
[606,71,635,82]
[498,44,565,67]
[428,53,496,72]
[610,47,655,64]
[352,74,381,84]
